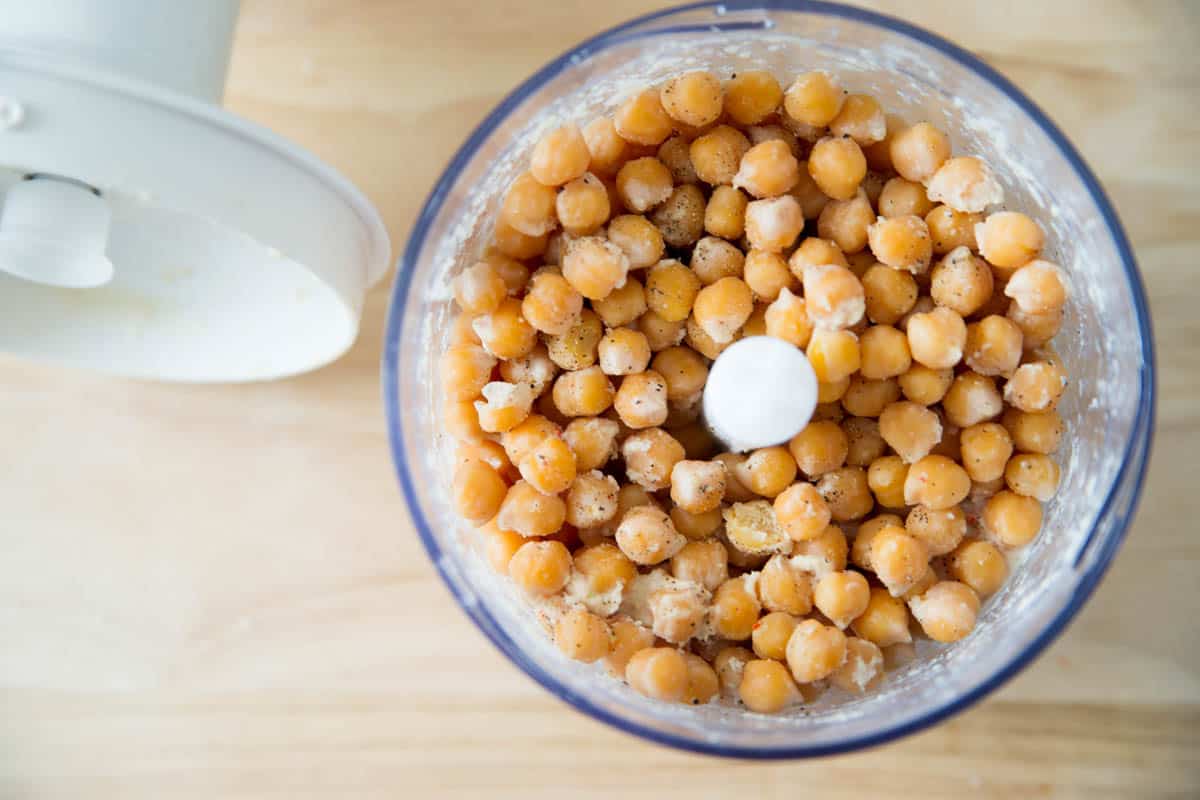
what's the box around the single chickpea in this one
[500,344,559,398]
[802,263,866,331]
[792,523,850,574]
[453,261,507,316]
[906,504,967,556]
[556,173,611,236]
[743,249,795,302]
[689,236,744,286]
[849,517,901,567]
[492,217,548,261]
[734,446,800,498]
[842,415,887,466]
[982,490,1043,550]
[867,455,909,509]
[684,653,720,705]
[964,315,1024,377]
[670,459,727,514]
[752,611,801,660]
[704,185,749,240]
[475,381,535,433]
[789,236,849,278]
[646,346,705,402]
[615,505,686,565]
[784,71,844,126]
[790,162,830,219]
[724,70,783,125]
[501,414,561,467]
[888,122,951,183]
[858,325,912,380]
[817,189,875,254]
[758,554,814,615]
[518,435,576,495]
[605,617,656,676]
[646,260,702,323]
[669,505,724,541]
[552,366,614,418]
[948,538,1009,597]
[1004,453,1060,502]
[909,581,980,643]
[497,480,567,539]
[745,195,805,252]
[670,539,729,592]
[808,136,867,201]
[445,399,485,442]
[561,236,630,301]
[530,124,591,187]
[930,246,994,317]
[480,520,526,575]
[607,215,665,271]
[815,466,874,522]
[906,306,967,369]
[690,124,752,185]
[659,70,724,127]
[657,136,699,186]
[959,422,1014,483]
[612,370,668,429]
[1007,304,1063,351]
[615,156,674,214]
[554,607,612,663]
[942,372,1002,429]
[786,618,848,682]
[861,264,918,326]
[521,271,583,336]
[1003,408,1064,454]
[734,139,801,198]
[546,308,603,370]
[647,580,709,644]
[651,184,706,248]
[711,576,763,641]
[693,276,755,343]
[614,89,674,146]
[762,288,813,348]
[932,413,962,461]
[859,112,903,171]
[806,328,861,384]
[625,646,689,702]
[622,427,686,491]
[896,364,951,407]
[902,454,970,510]
[473,297,538,360]
[788,420,849,478]
[597,328,651,377]
[1004,361,1067,413]
[509,539,573,596]
[975,211,1044,269]
[814,570,871,629]
[562,416,619,472]
[640,310,688,351]
[452,458,508,523]
[926,156,1003,214]
[877,177,933,219]
[867,214,933,274]
[818,378,851,404]
[925,204,982,255]
[829,93,886,144]
[441,344,497,402]
[711,452,757,503]
[563,471,619,528]
[773,481,833,543]
[739,659,802,713]
[830,637,884,693]
[969,475,1006,505]
[868,526,930,597]
[500,171,558,238]
[573,541,637,598]
[851,586,912,647]
[581,117,627,176]
[1005,259,1068,315]
[878,401,943,464]
[449,312,483,347]
[841,377,900,419]
[713,645,756,698]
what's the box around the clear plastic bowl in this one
[384,1,1155,758]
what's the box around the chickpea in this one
[788,420,848,478]
[861,113,905,171]
[552,366,614,418]
[529,123,591,187]
[626,646,689,702]
[607,215,665,271]
[553,607,612,663]
[659,70,723,127]
[687,237,743,286]
[924,205,981,256]
[561,471,618,529]
[481,520,526,575]
[639,310,688,352]
[453,260,508,316]
[876,177,932,220]
[734,139,801,198]
[561,236,630,301]
[555,172,610,235]
[745,195,805,252]
[720,70,781,125]
[656,136,698,187]
[867,455,909,509]
[861,264,919,325]
[615,156,674,214]
[711,576,762,641]
[758,554,815,615]
[844,417,888,469]
[492,217,548,261]
[786,618,848,683]
[818,378,851,404]
[799,263,864,332]
[445,399,485,442]
[449,312,483,347]
[817,189,875,254]
[739,249,793,303]
[789,236,849,278]
[983,490,1042,548]
[496,480,566,539]
[829,637,884,693]
[806,328,861,384]
[562,416,620,471]
[651,183,706,248]
[866,525,928,596]
[906,306,967,369]
[581,117,628,176]
[1007,303,1063,351]
[596,328,651,377]
[771,481,830,543]
[789,162,830,219]
[941,372,1002,430]
[499,344,559,398]
[906,505,966,558]
[442,344,497,402]
[472,297,537,360]
[867,214,933,274]
[647,580,709,644]
[792,523,849,575]
[740,659,802,713]
[520,271,582,336]
[856,325,910,380]
[841,377,899,419]
[752,611,801,661]
[909,581,980,643]
[670,459,727,514]
[814,570,871,629]
[615,505,686,565]
[808,136,867,201]
[573,542,637,598]
[1003,408,1064,454]
[926,252,990,321]
[815,466,873,522]
[622,427,686,491]
[898,364,954,406]
[509,539,572,596]
[888,122,951,183]
[975,211,1044,269]
[517,435,576,495]
[1005,259,1068,314]
[690,124,752,185]
[612,369,668,429]
[704,185,749,240]
[475,381,535,433]
[733,446,799,499]
[948,538,1009,597]
[693,276,754,343]
[1004,361,1067,413]
[902,454,970,511]
[670,539,729,592]
[851,586,912,647]
[669,505,724,541]
[614,89,674,146]
[684,653,720,705]
[452,458,508,523]
[501,414,561,467]
[712,645,756,698]
[546,309,603,370]
[646,260,702,323]
[878,401,943,464]
[1004,453,1060,502]
[784,71,844,127]
[959,422,1014,483]
[757,288,811,348]
[498,172,558,238]
[829,93,886,145]
[964,315,1024,377]
[606,617,656,677]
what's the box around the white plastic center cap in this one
[702,336,818,452]
[0,176,114,288]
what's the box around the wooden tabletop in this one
[2,1,1198,797]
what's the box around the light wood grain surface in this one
[2,1,1198,797]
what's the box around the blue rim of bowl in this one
[383,0,1157,759]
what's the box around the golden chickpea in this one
[930,246,993,317]
[888,122,951,183]
[651,183,706,248]
[452,457,508,523]
[670,539,729,592]
[905,306,967,370]
[739,249,793,302]
[734,139,801,199]
[843,415,887,467]
[637,310,686,353]
[948,538,1008,597]
[856,325,910,380]
[806,328,861,385]
[792,524,849,575]
[959,422,1014,483]
[659,70,723,127]
[669,505,723,541]
[788,420,848,478]
[693,276,754,344]
[807,136,867,201]
[800,263,865,332]
[509,539,572,596]
[964,315,1024,377]
[448,312,483,348]
[562,471,618,529]
[851,586,912,647]
[622,427,686,491]
[686,237,742,287]
[679,313,727,359]
[581,117,627,176]
[940,373,1000,431]
[1005,259,1068,314]
[683,653,720,705]
[480,519,525,574]
[555,172,610,236]
[501,414,560,468]
[614,89,674,146]
[520,271,581,336]
[614,156,673,214]
[925,154,1002,212]
[475,381,536,434]
[604,617,655,677]
[758,288,810,348]
[829,637,884,693]
[866,455,908,509]
[710,576,762,641]
[893,365,948,408]
[704,185,749,240]
[841,377,899,419]
[646,259,702,323]
[829,93,885,144]
[596,327,650,376]
[865,526,927,596]
[615,504,686,565]
[497,480,566,539]
[554,607,612,663]
[645,579,709,644]
[909,581,980,643]
[784,71,844,127]
[445,399,486,442]
[1003,407,1064,454]
[771,481,830,543]
[734,446,799,499]
[786,618,847,683]
[530,124,591,187]
[1007,303,1063,351]
[442,343,497,402]
[982,489,1043,548]
[975,211,1044,269]
[474,297,537,360]
[546,309,603,370]
[817,189,875,254]
[788,162,828,220]
[453,260,508,316]
[560,236,629,301]
[876,177,932,219]
[739,659,802,713]
[752,611,800,661]
[789,236,848,278]
[905,505,965,558]
[860,113,903,171]
[901,454,970,510]
[669,459,727,514]
[814,570,871,629]
[500,345,558,399]
[815,466,874,522]
[924,205,981,256]
[492,217,548,261]
[818,378,851,404]
[860,264,917,326]
[756,555,813,616]
[724,70,783,125]
[657,136,699,186]
[1004,453,1060,502]
[611,369,667,429]
[573,542,636,598]
[1004,361,1068,413]
[745,195,805,252]
[710,645,753,698]
[562,416,619,472]
[690,124,751,185]
[878,400,942,464]
[500,171,558,238]
[625,646,688,702]
[552,366,614,418]
[518,435,576,495]
[867,214,933,274]
[608,216,665,272]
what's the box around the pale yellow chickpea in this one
[959,422,1014,483]
[562,416,619,472]
[806,328,861,384]
[449,312,483,348]
[724,70,783,125]
[475,381,535,434]
[909,581,980,643]
[521,270,583,336]
[756,554,812,616]
[651,183,706,248]
[790,162,830,219]
[508,539,573,596]
[1005,259,1068,314]
[814,570,871,629]
[808,135,867,201]
[712,645,755,698]
[480,520,526,575]
[850,586,912,647]
[474,296,538,360]
[788,420,848,478]
[622,427,686,491]
[745,195,805,252]
[646,259,702,323]
[554,607,612,663]
[948,538,1009,597]
[546,309,603,370]
[964,315,1024,377]
[830,94,886,144]
[734,446,799,498]
[792,523,850,574]
[1004,453,1060,502]
[866,525,928,597]
[710,576,762,641]
[591,281,645,332]
[607,215,665,270]
[753,611,801,661]
[557,172,611,236]
[942,371,1002,429]
[906,305,967,369]
[682,313,731,358]
[492,217,548,261]
[983,490,1043,548]
[867,455,909,509]
[925,204,982,255]
[817,189,875,254]
[530,124,591,187]
[693,276,754,343]
[453,261,507,316]
[660,70,724,127]
[646,580,709,644]
[740,659,802,713]
[857,325,911,380]
[1004,361,1067,413]
[888,122,950,183]
[499,344,559,398]
[501,414,561,467]
[497,480,567,539]
[563,471,618,529]
[815,466,873,522]
[927,154,1003,212]
[1007,304,1063,352]
[975,211,1044,269]
[518,435,576,495]
[442,343,497,402]
[670,539,729,592]
[670,459,727,514]
[612,370,669,429]
[452,458,508,523]
[786,618,847,683]
[906,504,966,557]
[669,505,723,541]
[897,364,953,407]
[639,310,688,352]
[689,236,744,285]
[878,401,943,463]
[789,236,849,278]
[615,504,686,565]
[605,617,655,677]
[704,185,749,240]
[902,454,970,511]
[573,541,637,597]
[841,377,900,419]
[784,71,844,127]
[561,236,630,301]
[657,135,699,185]
[772,481,831,543]
[444,399,485,442]
[597,327,651,376]
[830,637,884,693]
[1004,407,1064,455]
[690,124,751,185]
[614,89,674,147]
[742,249,794,302]
[761,288,812,348]
[818,378,851,404]
[581,117,627,177]
[842,415,887,466]
[860,264,918,326]
[802,263,866,331]
[876,177,933,219]
[615,156,673,214]
[625,646,689,702]
[867,214,933,274]
[552,366,614,418]
[684,653,720,705]
[929,246,993,317]
[734,139,801,198]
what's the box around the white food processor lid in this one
[0,0,390,381]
